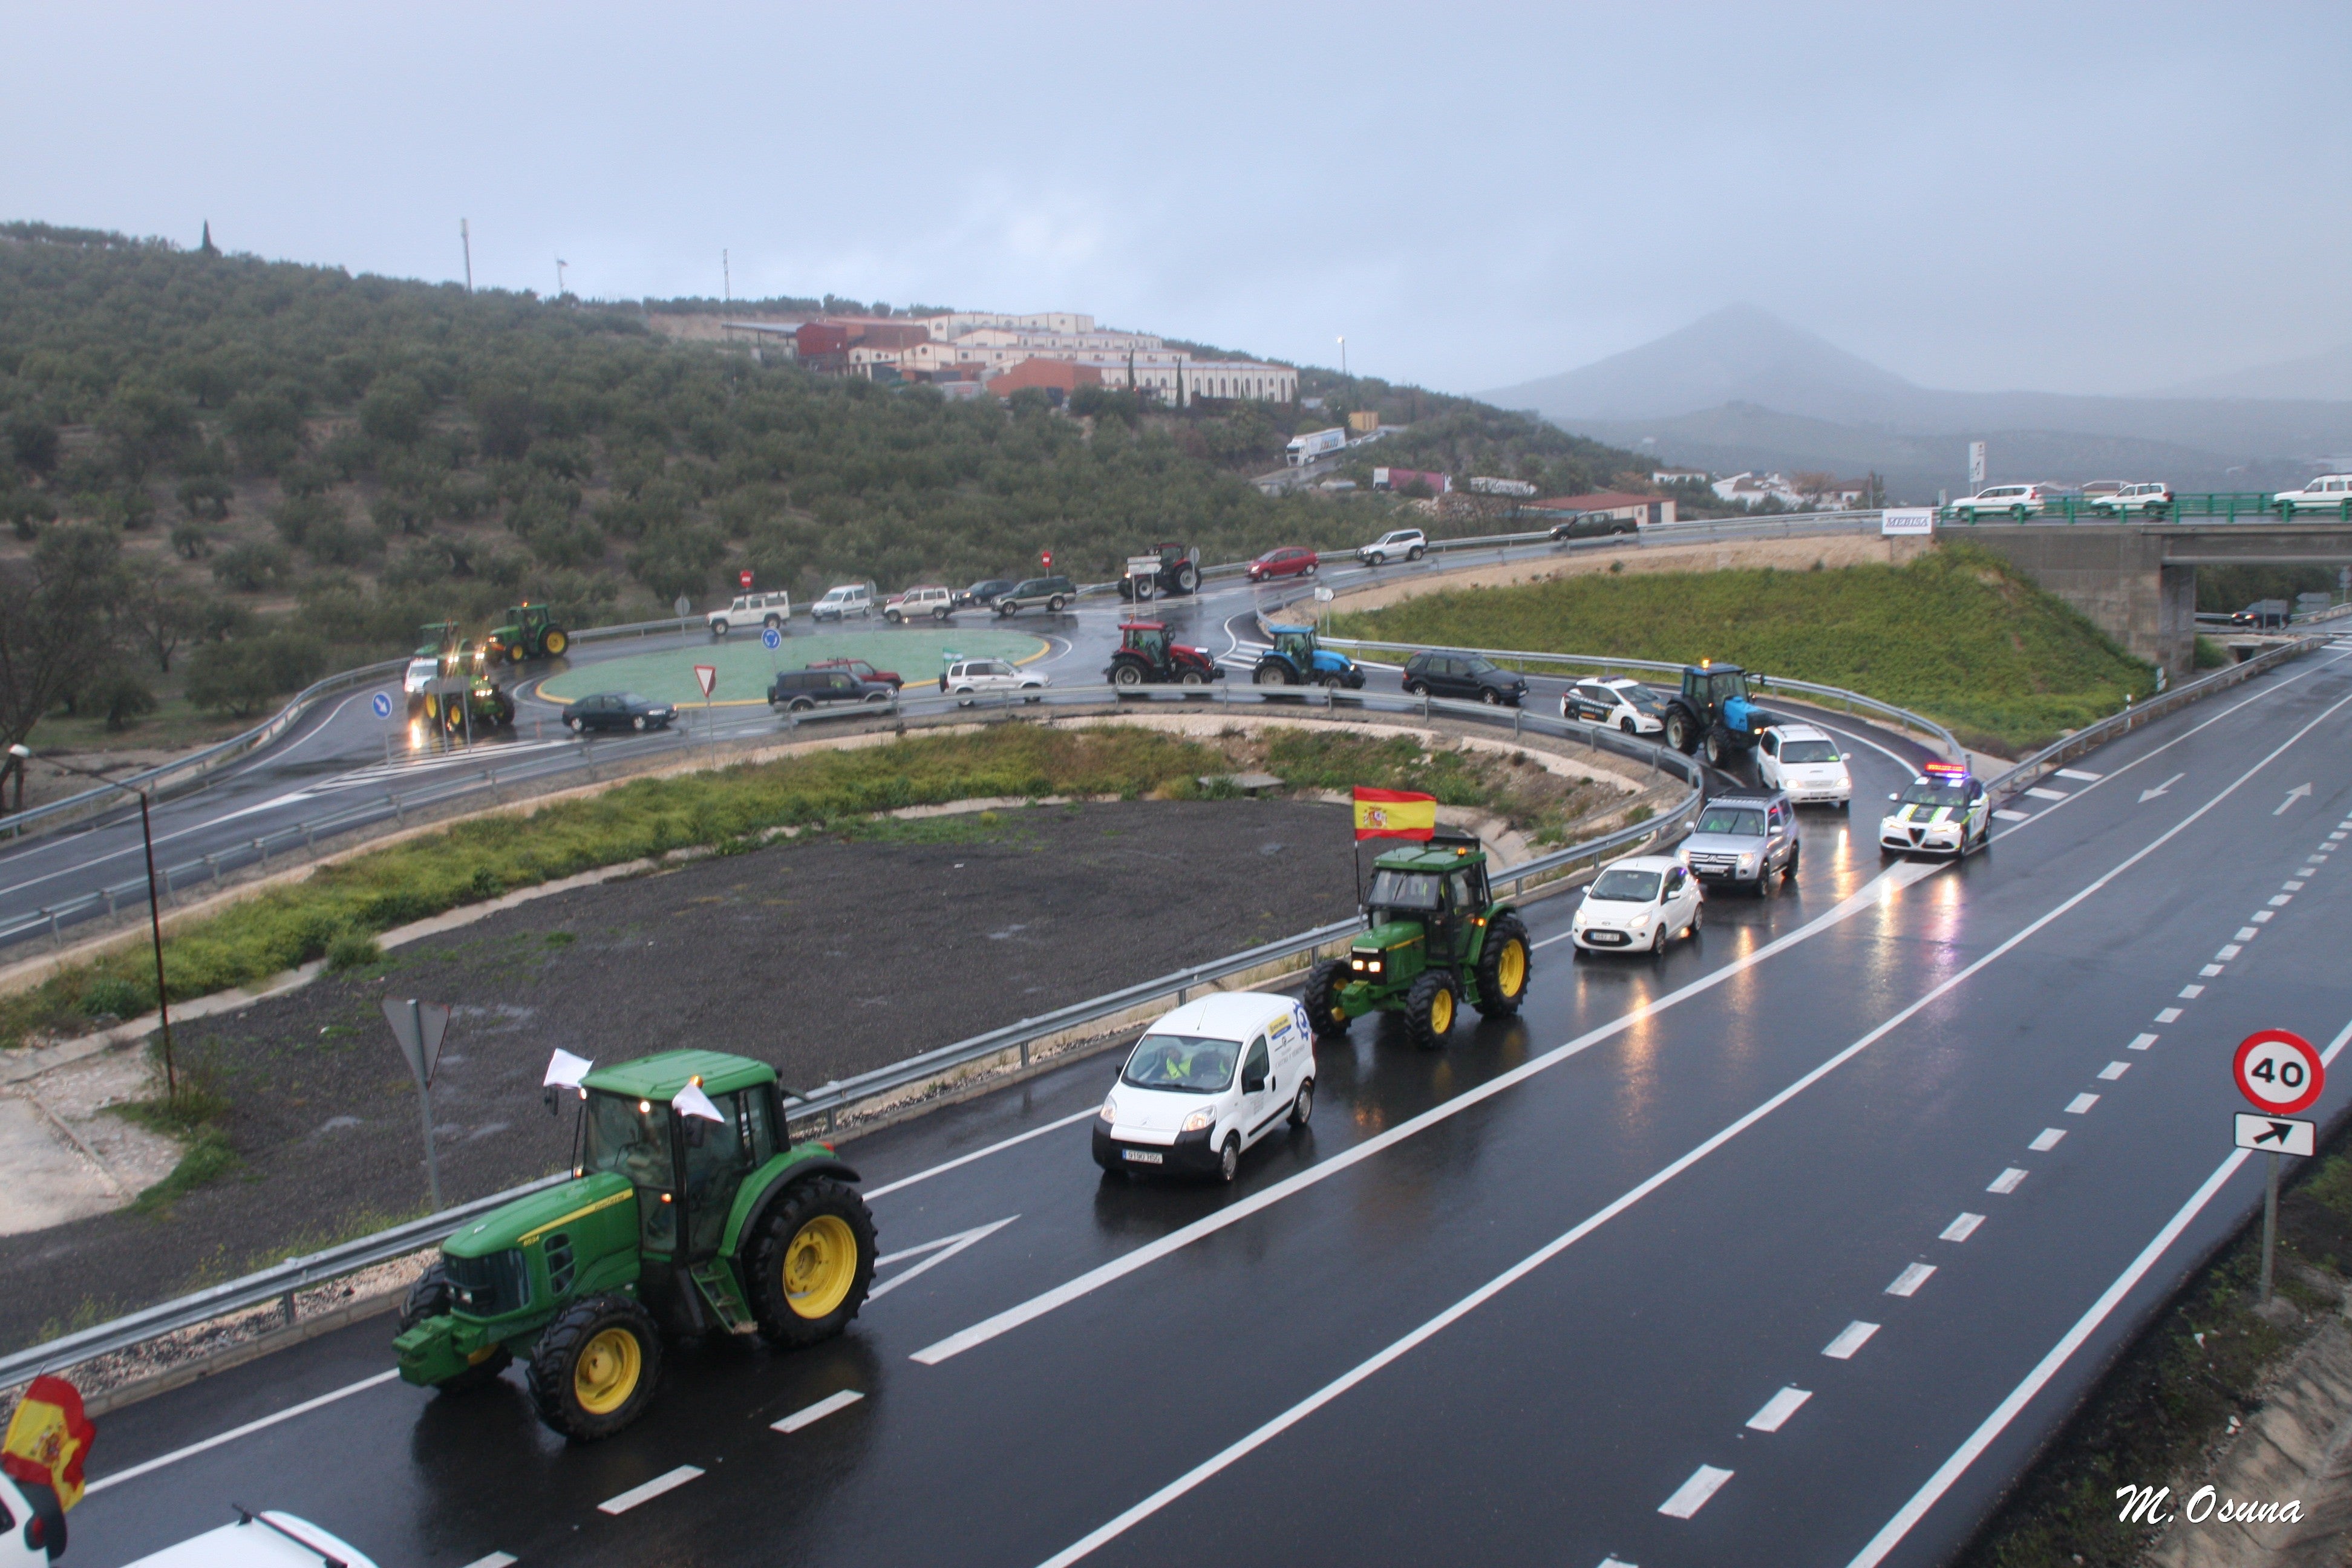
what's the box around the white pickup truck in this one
[707,590,792,636]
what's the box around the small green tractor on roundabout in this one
[394,1048,874,1441]
[1304,830,1530,1050]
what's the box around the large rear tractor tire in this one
[543,629,568,656]
[1405,971,1458,1051]
[527,1293,661,1441]
[1304,958,1354,1039]
[1665,709,1699,754]
[401,1263,512,1394]
[1175,563,1200,594]
[748,1177,877,1350]
[1473,913,1530,1019]
[1111,661,1146,688]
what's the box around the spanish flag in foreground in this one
[4,1376,95,1510]
[1353,786,1438,842]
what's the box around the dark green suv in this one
[995,576,1076,615]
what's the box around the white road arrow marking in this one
[2276,783,2314,815]
[867,1214,1019,1301]
[2139,772,2185,803]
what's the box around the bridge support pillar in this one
[1964,526,2192,681]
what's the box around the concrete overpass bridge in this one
[1959,520,2352,676]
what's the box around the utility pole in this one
[723,249,730,304]
[460,219,472,293]
[1338,335,1348,379]
[556,258,568,296]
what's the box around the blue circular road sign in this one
[761,626,783,650]
[371,691,394,719]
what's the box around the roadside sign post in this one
[2233,1028,2325,1305]
[694,662,719,768]
[382,998,453,1210]
[372,690,395,763]
[761,624,783,684]
[1314,584,1334,632]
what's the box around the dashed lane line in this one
[1988,1169,2028,1195]
[1746,1387,1814,1432]
[1885,1264,1936,1298]
[2066,1094,2101,1114]
[86,1370,402,1494]
[597,1465,703,1515]
[1658,1465,1736,1518]
[1941,1214,1985,1243]
[2099,1061,2131,1080]
[864,1111,1098,1200]
[462,1555,518,1568]
[1823,1322,1881,1360]
[2030,1129,2065,1151]
[773,1390,864,1434]
[2129,1033,2159,1051]
[1843,1011,2352,1568]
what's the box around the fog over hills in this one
[1483,307,2352,503]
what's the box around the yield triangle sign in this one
[694,664,717,698]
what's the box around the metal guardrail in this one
[1939,494,2352,526]
[0,686,1704,1382]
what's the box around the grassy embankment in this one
[0,722,1619,1050]
[1329,541,2155,754]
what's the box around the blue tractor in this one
[1252,624,1365,690]
[1660,659,1782,768]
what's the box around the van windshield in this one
[1121,1034,1240,1094]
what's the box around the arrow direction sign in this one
[2235,1114,2316,1157]
[2139,771,2185,803]
[866,1215,1019,1302]
[761,626,782,651]
[371,691,394,720]
[2276,783,2314,816]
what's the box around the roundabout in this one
[534,626,1050,707]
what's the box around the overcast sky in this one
[7,1,2345,399]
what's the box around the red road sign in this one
[1040,549,1053,569]
[693,664,718,699]
[2234,1028,2324,1116]
[739,569,754,589]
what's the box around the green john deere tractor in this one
[394,1048,874,1441]
[481,602,569,664]
[1304,829,1530,1050]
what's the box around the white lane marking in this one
[2334,832,2349,841]
[2268,895,2293,907]
[2200,964,2225,976]
[86,1369,400,1494]
[2235,927,2259,941]
[2030,1129,2066,1152]
[918,861,1941,1366]
[1823,1322,1881,1359]
[2138,772,2186,803]
[1598,1559,1639,1568]
[957,687,2352,1370]
[2157,1007,2183,1022]
[1532,929,1579,949]
[867,1215,1020,1302]
[772,1389,864,1433]
[1658,1465,1736,1518]
[1842,1011,2352,1568]
[1794,717,1916,772]
[2099,1062,2130,1081]
[2025,787,2068,802]
[2276,784,2313,816]
[1886,1263,1936,1297]
[2056,768,2102,782]
[1988,1168,2028,1195]
[1941,1213,1985,1243]
[597,1465,703,1515]
[462,1556,518,1568]
[2180,984,2206,998]
[2129,1033,2158,1052]
[1993,808,2032,822]
[2284,881,2307,891]
[864,1111,1097,1199]
[1746,1387,1813,1432]
[2217,945,2243,960]
[2066,1094,2101,1114]
[2253,910,2275,923]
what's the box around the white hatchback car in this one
[1572,855,1702,955]
[1094,992,1315,1182]
[1562,677,1666,736]
[1357,528,1428,566]
[120,1507,381,1567]
[939,658,1047,705]
[1757,724,1852,806]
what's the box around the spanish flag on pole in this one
[4,1376,95,1511]
[1353,786,1437,841]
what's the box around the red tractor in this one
[1105,622,1224,689]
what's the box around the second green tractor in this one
[1305,830,1530,1050]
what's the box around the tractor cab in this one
[1254,624,1365,689]
[1123,622,1172,665]
[1106,622,1223,688]
[1664,659,1778,762]
[1308,829,1527,1050]
[1364,831,1491,961]
[483,603,570,664]
[567,1051,785,1261]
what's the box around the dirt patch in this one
[0,799,1359,1351]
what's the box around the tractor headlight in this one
[1100,1095,1119,1123]
[1181,1109,1216,1134]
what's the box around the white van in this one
[1093,991,1316,1183]
[811,584,874,621]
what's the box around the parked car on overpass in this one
[1951,483,2056,521]
[2089,482,2173,518]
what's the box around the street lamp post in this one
[9,745,176,1098]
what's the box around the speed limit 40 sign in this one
[2235,1028,2324,1116]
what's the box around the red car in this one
[806,658,902,691]
[1247,546,1320,582]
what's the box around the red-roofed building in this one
[985,358,1105,403]
[1529,491,1676,528]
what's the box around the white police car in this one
[1879,760,1990,857]
[1094,992,1315,1183]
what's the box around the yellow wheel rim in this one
[572,1327,642,1415]
[1495,938,1527,998]
[783,1214,858,1320]
[1429,985,1454,1034]
[544,630,567,655]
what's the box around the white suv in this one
[1756,724,1852,806]
[940,658,1047,705]
[884,586,956,623]
[811,583,874,621]
[707,590,792,636]
[2089,482,2172,518]
[2274,475,2352,517]
[1358,528,1428,566]
[1952,483,2056,521]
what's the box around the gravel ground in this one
[0,799,1357,1350]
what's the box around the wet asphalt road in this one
[62,637,2352,1566]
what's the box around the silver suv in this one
[1677,789,1800,895]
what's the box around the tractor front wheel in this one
[748,1177,877,1349]
[1703,725,1731,768]
[1474,914,1530,1019]
[1304,958,1353,1039]
[1405,971,1458,1051]
[527,1293,661,1441]
[1178,668,1206,687]
[402,1263,512,1394]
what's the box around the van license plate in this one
[1122,1150,1163,1165]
